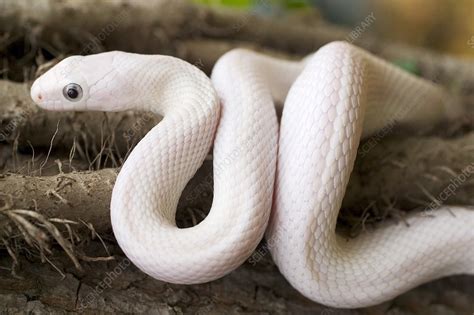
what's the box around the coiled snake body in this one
[31,42,474,308]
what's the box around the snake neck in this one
[113,49,302,283]
[111,49,304,284]
[112,52,216,115]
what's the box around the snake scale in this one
[31,42,474,308]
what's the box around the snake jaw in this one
[30,79,43,105]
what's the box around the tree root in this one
[1,133,473,238]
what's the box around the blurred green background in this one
[193,0,474,59]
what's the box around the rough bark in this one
[1,0,474,87]
[1,220,473,315]
[1,133,473,237]
[1,241,472,315]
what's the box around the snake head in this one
[30,51,133,112]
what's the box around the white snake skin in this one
[31,42,474,308]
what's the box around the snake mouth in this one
[29,80,62,111]
[30,80,43,105]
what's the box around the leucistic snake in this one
[31,42,473,308]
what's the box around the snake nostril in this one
[37,93,42,101]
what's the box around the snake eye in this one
[63,83,83,102]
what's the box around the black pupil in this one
[67,88,79,99]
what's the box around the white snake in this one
[31,42,474,308]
